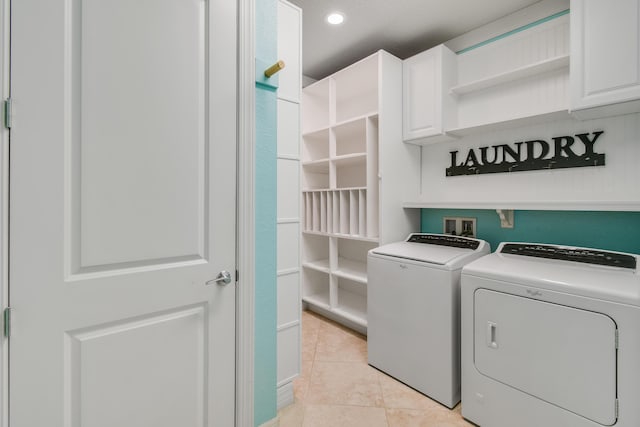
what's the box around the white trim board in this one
[277,382,295,409]
[236,0,256,425]
[0,0,8,424]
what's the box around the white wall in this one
[445,0,569,53]
[418,113,640,210]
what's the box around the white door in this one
[9,0,237,426]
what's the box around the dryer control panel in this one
[501,243,636,269]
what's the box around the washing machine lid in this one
[370,234,489,268]
[463,242,640,306]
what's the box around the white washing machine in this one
[461,242,640,427]
[367,233,490,408]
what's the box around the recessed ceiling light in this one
[326,12,345,25]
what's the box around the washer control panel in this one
[406,233,480,250]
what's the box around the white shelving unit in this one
[301,51,420,334]
[453,13,570,133]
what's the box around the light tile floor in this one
[278,310,475,427]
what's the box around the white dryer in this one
[368,233,490,408]
[461,242,640,427]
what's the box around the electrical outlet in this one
[443,217,477,237]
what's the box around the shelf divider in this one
[302,258,330,274]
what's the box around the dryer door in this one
[474,289,617,426]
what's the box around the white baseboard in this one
[277,381,295,410]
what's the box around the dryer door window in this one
[474,289,617,426]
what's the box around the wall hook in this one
[496,209,514,228]
[264,60,285,78]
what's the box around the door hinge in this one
[615,398,619,419]
[3,307,11,338]
[3,98,11,129]
[615,329,619,349]
[235,269,239,282]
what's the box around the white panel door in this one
[10,0,237,426]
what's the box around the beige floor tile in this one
[293,376,309,402]
[314,322,367,363]
[386,408,475,427]
[294,312,474,426]
[306,361,384,407]
[303,404,388,427]
[378,372,443,411]
[302,329,319,356]
[301,310,325,333]
[278,401,306,427]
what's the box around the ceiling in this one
[288,0,543,80]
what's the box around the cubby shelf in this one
[301,289,367,329]
[333,289,368,327]
[302,230,379,243]
[302,292,331,311]
[334,257,367,283]
[333,153,366,167]
[302,189,371,238]
[334,112,379,129]
[302,258,330,274]
[301,159,330,173]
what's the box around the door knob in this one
[207,270,232,286]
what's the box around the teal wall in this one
[255,0,278,425]
[421,209,640,254]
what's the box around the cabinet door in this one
[571,0,640,114]
[277,0,301,103]
[474,289,617,426]
[402,45,456,143]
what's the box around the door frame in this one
[0,0,256,425]
[0,0,9,425]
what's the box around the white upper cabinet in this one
[402,45,457,145]
[571,0,640,118]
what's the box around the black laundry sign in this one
[446,131,605,176]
